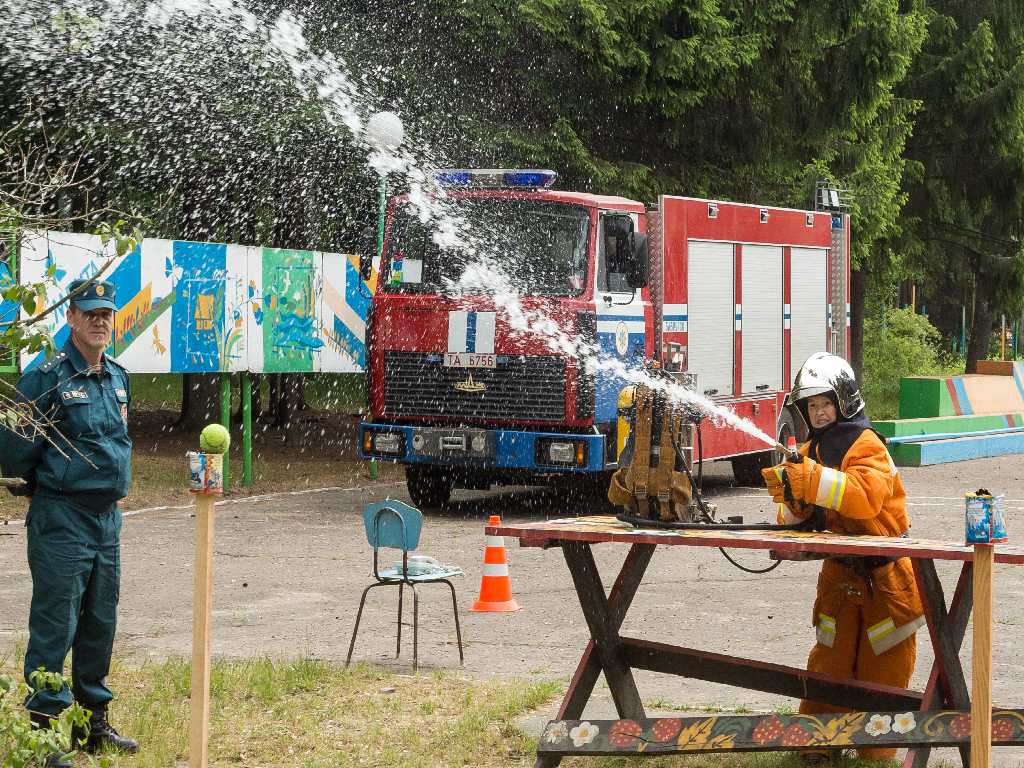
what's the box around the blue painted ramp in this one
[892,431,1024,466]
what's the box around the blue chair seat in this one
[345,500,464,671]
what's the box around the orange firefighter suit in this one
[763,430,924,761]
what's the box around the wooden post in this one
[971,543,994,768]
[189,492,216,768]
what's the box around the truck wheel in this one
[730,410,798,487]
[405,465,453,509]
[555,472,615,510]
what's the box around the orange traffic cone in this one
[470,515,520,612]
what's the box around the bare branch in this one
[1,382,98,468]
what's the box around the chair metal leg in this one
[396,582,404,658]
[346,582,384,666]
[441,579,464,664]
[411,584,419,672]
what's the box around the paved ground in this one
[2,456,1023,766]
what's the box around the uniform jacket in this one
[778,428,910,538]
[1,342,132,505]
[774,414,924,655]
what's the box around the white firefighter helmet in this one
[787,352,864,419]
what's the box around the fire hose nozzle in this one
[775,441,801,464]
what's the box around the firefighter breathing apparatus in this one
[609,361,827,574]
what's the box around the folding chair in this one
[345,500,464,671]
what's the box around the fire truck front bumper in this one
[359,423,606,472]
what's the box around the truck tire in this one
[730,410,798,487]
[405,464,453,509]
[555,472,615,510]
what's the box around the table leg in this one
[562,541,649,719]
[534,542,655,768]
[906,560,973,768]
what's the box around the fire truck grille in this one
[382,352,566,421]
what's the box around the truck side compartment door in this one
[789,247,829,385]
[687,241,734,398]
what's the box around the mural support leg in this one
[369,173,388,483]
[242,370,252,486]
[220,373,231,491]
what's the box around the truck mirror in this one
[359,225,377,282]
[627,233,649,289]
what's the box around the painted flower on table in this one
[865,714,892,736]
[544,722,568,744]
[892,713,916,734]
[570,721,600,747]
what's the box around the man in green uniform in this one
[1,278,139,764]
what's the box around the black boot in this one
[85,706,140,754]
[28,713,75,768]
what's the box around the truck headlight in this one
[548,442,576,463]
[537,438,588,467]
[363,430,405,456]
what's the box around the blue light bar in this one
[434,168,558,189]
[435,170,474,186]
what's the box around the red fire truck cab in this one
[359,170,850,508]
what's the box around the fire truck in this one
[358,169,850,508]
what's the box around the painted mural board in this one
[0,237,17,373]
[17,231,374,374]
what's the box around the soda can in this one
[187,451,224,495]
[965,491,1008,544]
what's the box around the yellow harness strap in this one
[655,397,676,520]
[631,385,652,518]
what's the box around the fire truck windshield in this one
[384,199,590,296]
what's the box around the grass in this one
[644,699,756,715]
[1,654,561,767]
[130,373,367,413]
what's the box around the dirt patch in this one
[0,408,405,522]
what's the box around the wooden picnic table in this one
[489,515,1024,767]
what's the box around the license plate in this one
[444,352,496,368]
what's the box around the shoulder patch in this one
[105,355,129,374]
[38,356,62,373]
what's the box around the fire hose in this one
[613,386,827,574]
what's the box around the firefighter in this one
[762,352,923,764]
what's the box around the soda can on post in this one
[965,490,1008,544]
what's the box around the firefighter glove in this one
[784,455,818,505]
[761,464,786,504]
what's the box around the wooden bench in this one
[538,711,1024,757]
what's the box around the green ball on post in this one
[199,423,231,454]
